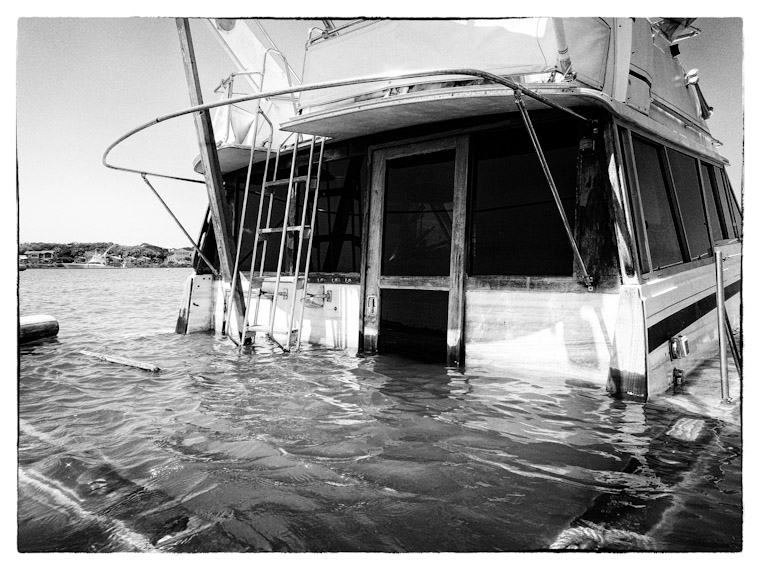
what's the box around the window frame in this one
[619,125,732,280]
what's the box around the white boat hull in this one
[62,263,120,269]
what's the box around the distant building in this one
[166,249,193,266]
[125,255,153,267]
[25,250,57,267]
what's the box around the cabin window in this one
[713,169,736,239]
[382,150,455,276]
[226,174,282,274]
[666,149,711,260]
[470,123,578,276]
[723,173,743,231]
[715,169,741,238]
[618,127,650,274]
[309,157,364,273]
[700,163,727,243]
[631,137,683,270]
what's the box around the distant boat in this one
[63,245,124,269]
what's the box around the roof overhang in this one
[281,84,597,139]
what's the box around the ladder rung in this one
[245,324,298,336]
[263,176,315,191]
[276,276,305,284]
[259,225,311,234]
[258,227,311,241]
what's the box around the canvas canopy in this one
[299,18,612,111]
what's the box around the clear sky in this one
[11,9,748,249]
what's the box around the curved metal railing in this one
[103,67,592,179]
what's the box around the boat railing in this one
[714,242,742,402]
[212,48,300,149]
[104,67,593,180]
[103,67,596,285]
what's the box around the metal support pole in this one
[140,174,219,276]
[228,107,263,344]
[715,250,730,402]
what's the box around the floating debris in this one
[81,350,161,372]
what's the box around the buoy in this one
[19,315,59,344]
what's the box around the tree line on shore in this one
[19,242,178,264]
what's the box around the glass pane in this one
[620,128,650,273]
[667,149,711,260]
[718,169,742,237]
[471,124,577,275]
[382,150,455,276]
[632,138,683,269]
[700,163,725,243]
[724,174,743,227]
[714,170,737,238]
[308,157,363,273]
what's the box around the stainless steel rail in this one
[103,67,593,180]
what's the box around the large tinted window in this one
[470,123,578,276]
[310,157,364,273]
[700,163,726,243]
[632,137,683,269]
[619,128,650,273]
[667,149,711,260]
[714,170,736,239]
[715,169,741,238]
[382,150,455,276]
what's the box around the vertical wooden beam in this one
[176,18,245,336]
[447,136,469,367]
[361,149,387,355]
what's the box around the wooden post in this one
[176,18,245,337]
[446,136,469,368]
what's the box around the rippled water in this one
[18,268,742,552]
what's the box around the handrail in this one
[140,174,219,275]
[103,67,594,181]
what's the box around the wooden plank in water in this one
[81,350,161,373]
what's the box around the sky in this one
[10,8,750,251]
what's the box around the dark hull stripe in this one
[647,279,741,353]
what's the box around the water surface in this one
[18,268,742,552]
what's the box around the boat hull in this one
[62,263,120,269]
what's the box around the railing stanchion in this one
[715,249,730,402]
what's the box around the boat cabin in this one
[145,18,742,400]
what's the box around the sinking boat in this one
[105,18,742,400]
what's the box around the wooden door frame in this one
[360,135,469,366]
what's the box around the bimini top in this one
[272,18,716,150]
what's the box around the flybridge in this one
[204,18,717,152]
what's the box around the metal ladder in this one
[241,133,325,351]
